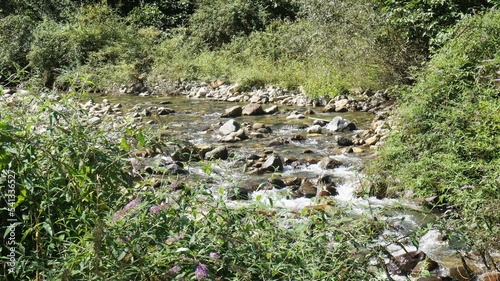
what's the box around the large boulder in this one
[219,119,241,136]
[242,103,265,116]
[327,116,357,132]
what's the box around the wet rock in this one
[231,128,248,139]
[307,125,322,134]
[250,132,264,138]
[164,163,187,175]
[298,179,317,198]
[224,106,242,117]
[334,99,350,112]
[289,134,306,141]
[387,251,426,276]
[326,116,357,132]
[256,127,272,134]
[252,123,265,130]
[242,103,265,115]
[195,144,214,159]
[262,154,284,172]
[171,142,199,162]
[141,108,152,117]
[264,105,279,114]
[286,111,305,119]
[205,146,228,160]
[336,136,354,146]
[365,135,379,146]
[313,119,329,126]
[304,108,315,115]
[318,157,343,170]
[316,184,338,196]
[157,107,175,115]
[219,119,241,135]
[268,178,286,189]
[267,138,287,147]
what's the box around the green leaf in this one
[118,250,127,261]
[202,163,211,175]
[136,130,146,147]
[120,136,130,152]
[42,222,53,236]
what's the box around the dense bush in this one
[366,9,500,252]
[152,0,414,95]
[126,0,196,30]
[0,15,36,84]
[27,4,159,89]
[0,90,132,279]
[378,0,500,52]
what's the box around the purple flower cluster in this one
[112,196,142,221]
[195,263,207,280]
[209,252,219,259]
[149,203,167,215]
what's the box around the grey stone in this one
[318,157,343,170]
[307,125,322,134]
[262,154,284,172]
[224,106,242,117]
[242,103,265,115]
[219,119,241,136]
[205,146,228,160]
[327,116,357,132]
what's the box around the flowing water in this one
[91,94,497,280]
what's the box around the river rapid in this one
[88,89,498,281]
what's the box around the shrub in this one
[378,0,499,52]
[187,0,298,49]
[28,4,160,89]
[365,9,500,252]
[0,90,132,279]
[0,15,36,84]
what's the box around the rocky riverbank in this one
[2,82,497,281]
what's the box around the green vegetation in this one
[366,9,500,254]
[0,0,423,95]
[2,0,500,279]
[0,90,393,280]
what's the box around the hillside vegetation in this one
[367,8,500,254]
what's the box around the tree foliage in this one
[378,0,500,51]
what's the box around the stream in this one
[89,92,498,281]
